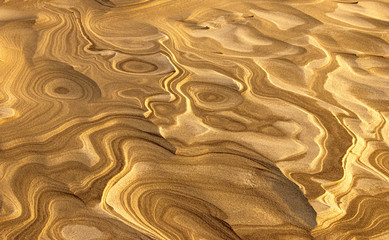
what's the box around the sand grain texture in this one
[0,0,388,239]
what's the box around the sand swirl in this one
[0,0,389,239]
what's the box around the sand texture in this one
[0,0,388,239]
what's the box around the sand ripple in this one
[0,0,388,239]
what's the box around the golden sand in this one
[0,0,388,239]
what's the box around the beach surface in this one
[0,0,388,239]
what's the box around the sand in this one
[0,0,388,239]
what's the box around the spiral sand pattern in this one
[0,0,388,239]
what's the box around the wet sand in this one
[0,0,388,239]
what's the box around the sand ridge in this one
[0,0,388,239]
